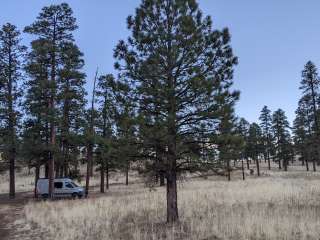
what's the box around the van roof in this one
[38,178,72,181]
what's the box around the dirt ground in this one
[0,192,44,240]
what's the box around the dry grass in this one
[0,168,35,194]
[19,165,320,240]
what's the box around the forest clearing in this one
[1,162,320,240]
[2,0,320,239]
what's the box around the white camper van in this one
[36,178,84,199]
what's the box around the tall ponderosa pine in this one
[216,96,241,181]
[259,106,273,170]
[85,70,98,197]
[23,39,51,189]
[114,0,239,222]
[235,117,250,173]
[293,95,316,171]
[0,23,25,198]
[300,61,320,135]
[247,123,262,176]
[296,61,320,169]
[272,109,291,171]
[95,74,117,192]
[293,103,309,170]
[56,42,86,178]
[25,3,78,198]
[113,79,138,186]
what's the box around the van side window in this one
[65,183,73,188]
[54,182,63,189]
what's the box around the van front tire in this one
[72,193,78,199]
[42,194,49,200]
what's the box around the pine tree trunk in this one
[85,69,98,196]
[313,158,316,172]
[106,160,109,190]
[34,162,40,198]
[8,51,15,199]
[85,144,93,197]
[267,152,271,170]
[166,170,178,223]
[284,159,288,171]
[256,157,260,176]
[90,161,94,177]
[160,172,165,186]
[241,158,245,180]
[100,158,105,193]
[227,159,231,181]
[48,27,57,199]
[125,162,129,186]
[9,149,15,199]
[45,163,49,178]
[278,158,281,169]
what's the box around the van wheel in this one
[72,193,77,199]
[42,194,49,200]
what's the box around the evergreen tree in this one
[25,3,78,198]
[259,106,273,170]
[0,23,26,198]
[293,95,315,171]
[23,39,51,188]
[216,94,241,181]
[56,42,87,177]
[300,61,320,135]
[235,117,250,171]
[272,109,291,171]
[296,61,320,169]
[95,74,117,192]
[247,123,263,176]
[114,0,239,222]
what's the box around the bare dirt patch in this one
[0,192,44,240]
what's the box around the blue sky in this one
[2,0,320,124]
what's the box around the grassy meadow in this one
[5,163,320,240]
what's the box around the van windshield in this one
[71,182,78,187]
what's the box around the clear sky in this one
[1,0,320,124]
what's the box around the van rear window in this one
[54,182,63,189]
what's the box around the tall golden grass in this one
[21,168,320,240]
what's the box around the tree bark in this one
[283,159,288,171]
[85,69,98,197]
[166,170,178,223]
[48,20,57,199]
[267,151,271,170]
[85,144,92,197]
[106,160,109,190]
[256,157,260,176]
[241,158,245,180]
[125,162,129,186]
[100,157,105,193]
[45,163,49,178]
[34,162,40,198]
[7,42,15,199]
[160,172,165,186]
[227,159,231,181]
